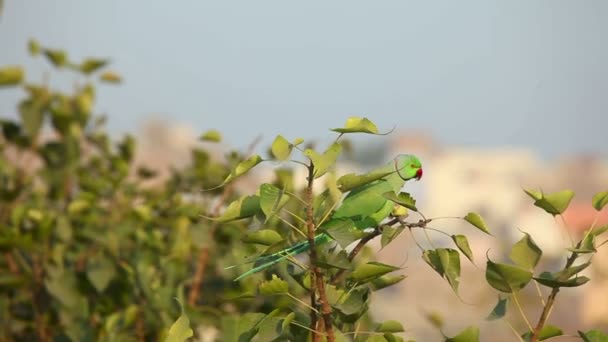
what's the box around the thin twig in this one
[530,252,579,342]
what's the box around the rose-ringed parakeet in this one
[232,154,423,281]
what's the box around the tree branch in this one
[305,163,335,342]
[530,252,579,342]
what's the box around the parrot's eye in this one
[410,164,416,168]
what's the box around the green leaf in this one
[578,329,608,342]
[28,39,41,55]
[280,312,296,335]
[557,261,591,280]
[99,71,122,83]
[524,188,543,201]
[165,299,194,342]
[522,325,563,341]
[79,58,109,74]
[43,49,67,68]
[337,170,393,192]
[383,191,417,211]
[215,195,261,223]
[486,296,508,321]
[222,155,263,185]
[381,226,405,249]
[422,248,460,293]
[259,274,288,295]
[464,212,490,235]
[86,256,116,293]
[446,326,479,342]
[568,233,597,254]
[18,100,44,139]
[591,225,608,237]
[333,287,369,315]
[533,190,575,216]
[438,248,460,293]
[375,320,404,333]
[322,219,361,249]
[293,137,304,146]
[304,142,342,179]
[452,235,474,263]
[592,191,608,211]
[259,183,290,221]
[485,259,532,293]
[0,66,24,86]
[371,274,407,291]
[271,135,292,160]
[330,117,379,134]
[316,251,353,270]
[242,229,283,246]
[350,262,400,283]
[510,232,542,270]
[425,312,444,329]
[534,273,590,288]
[199,129,222,142]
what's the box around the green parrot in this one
[232,154,423,281]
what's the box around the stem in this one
[530,252,579,342]
[305,162,335,342]
[511,291,533,331]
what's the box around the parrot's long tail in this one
[232,233,332,281]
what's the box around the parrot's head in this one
[393,154,423,181]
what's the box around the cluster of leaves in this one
[0,41,283,341]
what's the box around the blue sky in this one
[1,1,606,158]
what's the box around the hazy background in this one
[1,0,607,159]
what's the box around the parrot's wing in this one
[333,179,393,220]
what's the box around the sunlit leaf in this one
[446,326,479,342]
[578,329,608,342]
[330,117,379,134]
[426,312,444,329]
[215,195,261,223]
[0,66,24,86]
[533,190,575,216]
[259,274,289,295]
[350,262,400,283]
[293,137,304,146]
[79,58,109,74]
[464,212,490,235]
[452,235,474,263]
[165,299,193,342]
[304,143,342,179]
[510,232,542,270]
[522,325,563,341]
[485,259,532,293]
[381,226,405,249]
[383,191,417,211]
[592,191,608,211]
[99,71,122,83]
[486,296,508,321]
[199,129,222,142]
[18,99,44,138]
[271,135,292,160]
[222,155,263,185]
[375,320,404,333]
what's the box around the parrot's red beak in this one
[415,168,423,181]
